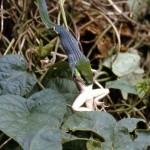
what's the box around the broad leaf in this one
[86,140,102,150]
[63,138,102,150]
[30,127,102,150]
[63,112,150,150]
[0,89,66,150]
[128,0,150,21]
[115,118,146,132]
[43,61,78,103]
[103,52,144,77]
[113,118,148,150]
[136,78,150,98]
[30,127,74,150]
[43,61,72,79]
[0,54,37,96]
[62,112,116,141]
[134,130,150,150]
[106,80,138,95]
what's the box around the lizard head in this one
[75,59,93,86]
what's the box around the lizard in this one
[36,0,109,111]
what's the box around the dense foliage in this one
[0,0,150,149]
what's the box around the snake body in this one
[37,0,93,85]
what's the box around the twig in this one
[4,38,15,55]
[51,38,60,64]
[59,0,68,30]
[87,23,112,58]
[92,69,114,105]
[0,137,12,149]
[90,8,121,62]
[0,0,4,37]
[107,0,148,29]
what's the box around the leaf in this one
[44,78,78,104]
[113,118,148,150]
[136,78,150,98]
[106,80,138,95]
[128,0,150,21]
[63,138,102,150]
[134,130,150,150]
[86,140,102,150]
[34,38,57,58]
[30,127,101,150]
[115,118,146,132]
[43,61,72,79]
[42,61,78,103]
[0,89,66,150]
[62,112,116,141]
[128,0,141,21]
[103,52,144,77]
[30,127,75,150]
[62,111,150,150]
[0,54,37,96]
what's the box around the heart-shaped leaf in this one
[0,54,37,96]
[106,80,138,95]
[103,52,144,77]
[0,89,66,149]
[30,127,75,150]
[128,0,150,21]
[62,111,150,150]
[62,112,116,142]
[63,138,102,150]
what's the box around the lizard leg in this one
[72,92,94,111]
[91,88,109,111]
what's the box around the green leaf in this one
[86,140,102,150]
[30,127,101,150]
[134,130,150,150]
[63,138,102,150]
[106,80,138,95]
[128,0,141,21]
[35,38,57,58]
[30,127,75,150]
[43,61,72,79]
[42,61,78,103]
[44,78,78,104]
[116,118,146,132]
[128,0,150,21]
[136,78,150,98]
[0,89,66,149]
[63,112,150,150]
[0,54,37,96]
[103,52,144,77]
[62,112,116,141]
[113,119,149,150]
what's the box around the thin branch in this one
[0,137,12,149]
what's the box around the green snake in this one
[37,0,93,86]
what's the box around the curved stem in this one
[59,0,68,30]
